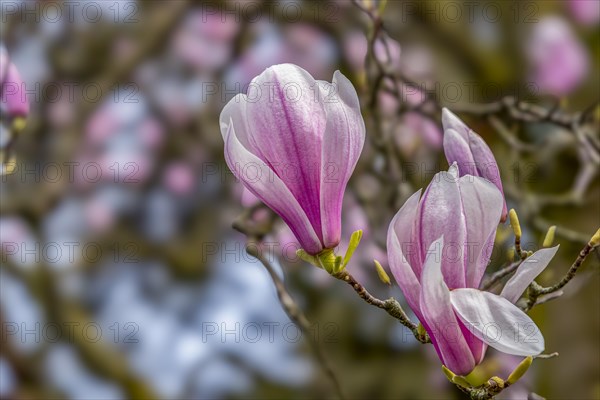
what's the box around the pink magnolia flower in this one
[388,164,557,375]
[395,112,442,155]
[0,45,29,118]
[526,17,589,97]
[568,0,600,27]
[220,64,365,255]
[442,108,507,222]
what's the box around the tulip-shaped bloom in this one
[220,64,365,255]
[442,108,507,222]
[387,164,557,375]
[0,45,29,119]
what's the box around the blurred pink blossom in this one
[0,45,29,118]
[394,112,442,156]
[47,94,76,129]
[84,196,116,233]
[86,107,121,146]
[163,162,195,196]
[400,46,435,107]
[226,24,337,94]
[527,17,589,97]
[374,35,401,68]
[136,118,165,150]
[173,8,238,70]
[568,0,600,26]
[343,31,368,73]
[283,24,337,79]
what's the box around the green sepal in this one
[452,375,472,389]
[317,248,338,274]
[442,365,471,388]
[296,249,320,268]
[333,256,343,273]
[442,365,455,382]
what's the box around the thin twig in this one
[537,242,597,294]
[245,243,345,399]
[480,261,522,291]
[332,270,429,343]
[524,238,598,311]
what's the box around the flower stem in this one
[333,270,429,343]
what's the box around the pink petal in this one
[416,165,466,289]
[223,121,322,254]
[443,128,477,175]
[387,189,422,318]
[420,237,476,375]
[319,71,366,248]
[0,47,29,118]
[467,133,507,222]
[442,108,470,140]
[243,64,327,242]
[458,318,488,365]
[442,108,507,222]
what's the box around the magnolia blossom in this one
[526,17,588,97]
[220,64,365,255]
[0,45,29,119]
[388,164,558,375]
[442,108,507,222]
[568,0,600,26]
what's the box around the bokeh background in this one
[1,0,599,399]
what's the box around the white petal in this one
[501,246,560,303]
[450,288,545,356]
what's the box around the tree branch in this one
[332,270,429,343]
[244,243,345,399]
[524,233,599,311]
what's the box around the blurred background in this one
[0,0,599,399]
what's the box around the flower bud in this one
[543,226,556,247]
[373,260,391,285]
[509,209,522,239]
[506,356,533,385]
